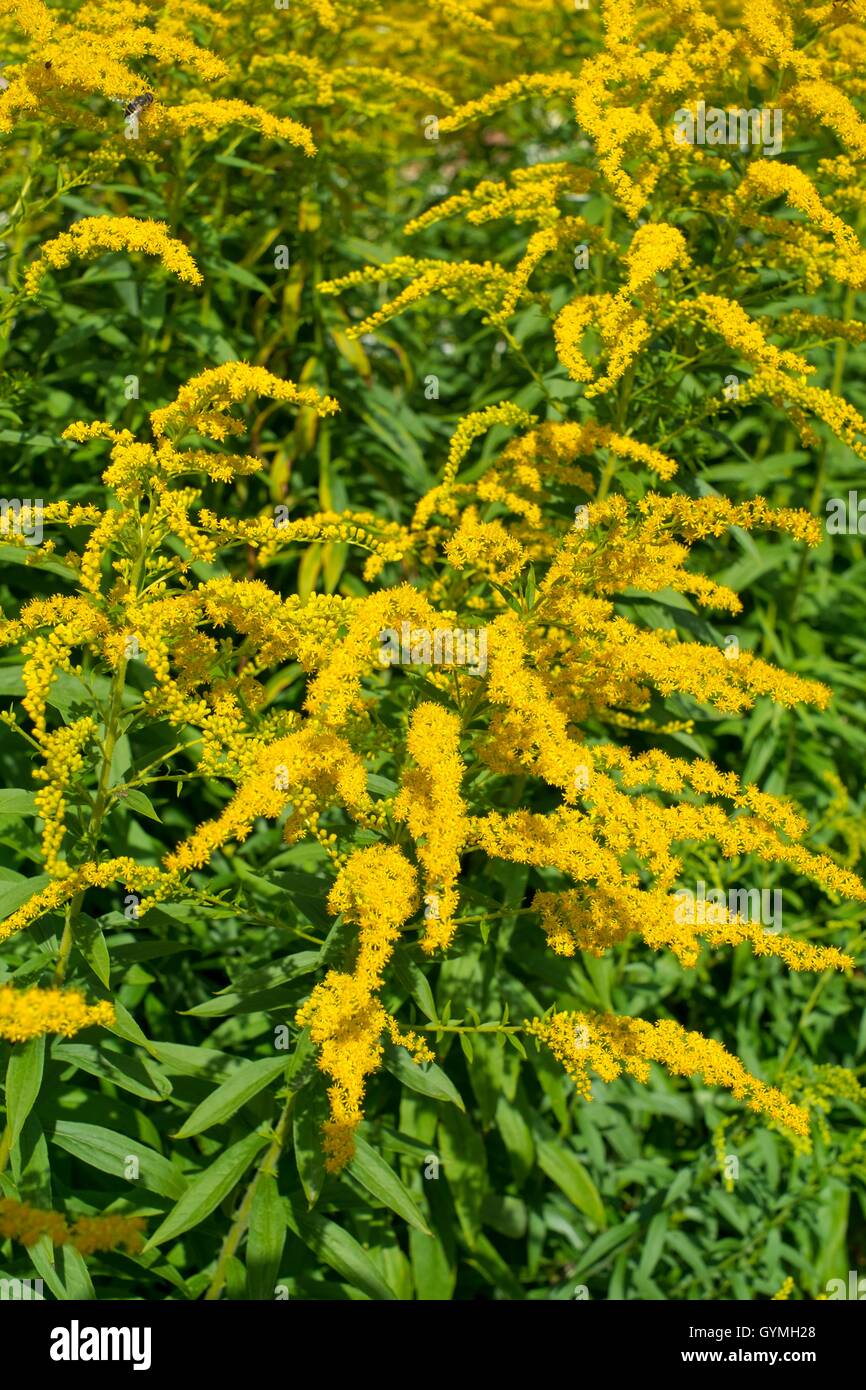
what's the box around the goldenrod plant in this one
[0,0,864,1302]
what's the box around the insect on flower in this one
[122,93,154,121]
[106,92,155,123]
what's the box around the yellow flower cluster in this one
[149,363,338,442]
[319,256,513,339]
[318,0,866,481]
[0,984,114,1041]
[25,216,202,295]
[296,847,433,1170]
[1,0,864,1182]
[394,703,469,952]
[151,99,315,156]
[0,1198,145,1254]
[0,859,169,944]
[33,717,97,875]
[527,1010,809,1138]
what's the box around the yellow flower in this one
[445,510,527,583]
[0,1198,68,1247]
[152,99,316,156]
[394,703,469,952]
[527,1010,810,1139]
[623,222,690,295]
[437,74,582,135]
[792,80,866,161]
[0,984,114,1041]
[319,256,512,339]
[0,0,53,41]
[33,717,97,876]
[25,217,202,296]
[0,1198,145,1254]
[149,363,337,441]
[0,860,169,943]
[297,846,431,1170]
[69,1212,146,1256]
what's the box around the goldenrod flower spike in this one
[152,100,316,156]
[735,162,866,286]
[25,217,202,296]
[0,1198,145,1255]
[414,402,535,529]
[436,74,582,135]
[0,984,115,1042]
[296,846,432,1171]
[0,0,53,41]
[394,703,469,952]
[319,255,512,338]
[0,860,169,944]
[149,362,338,442]
[791,80,866,161]
[527,1010,810,1141]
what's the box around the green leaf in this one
[0,789,37,816]
[243,867,332,932]
[52,1121,187,1200]
[179,988,296,1020]
[383,1043,465,1111]
[572,1216,640,1281]
[495,1092,535,1184]
[350,1136,431,1233]
[409,1220,455,1301]
[106,998,155,1052]
[391,946,437,1022]
[70,914,111,988]
[437,1109,487,1246]
[293,1084,328,1208]
[285,1197,399,1300]
[143,1131,269,1250]
[637,1211,668,1280]
[536,1137,607,1228]
[5,1034,45,1146]
[172,1056,287,1139]
[122,789,162,822]
[25,1235,68,1301]
[61,1244,96,1300]
[52,1043,172,1102]
[145,1041,239,1083]
[215,951,321,998]
[246,1172,287,1300]
[219,260,273,296]
[468,1232,524,1298]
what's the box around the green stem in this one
[0,1124,11,1175]
[204,1096,294,1302]
[54,654,128,984]
[54,505,153,982]
[418,1022,523,1035]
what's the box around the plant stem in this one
[0,1124,11,1175]
[418,1022,523,1035]
[54,654,129,984]
[54,504,153,982]
[204,1095,294,1302]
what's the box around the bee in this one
[107,91,154,122]
[123,92,154,120]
